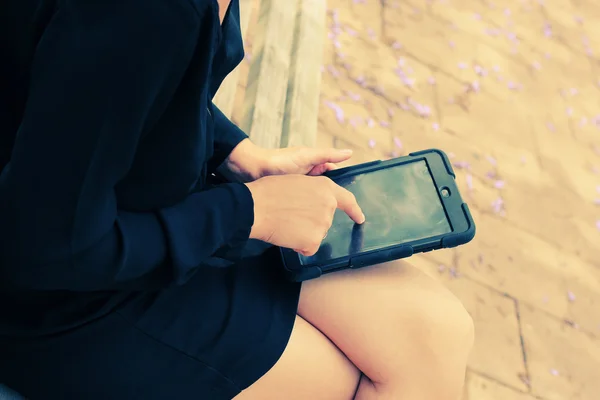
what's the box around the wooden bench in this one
[213,0,327,149]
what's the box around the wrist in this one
[222,139,271,182]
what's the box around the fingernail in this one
[360,213,366,223]
[340,149,353,154]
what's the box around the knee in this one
[413,288,475,357]
[382,287,473,399]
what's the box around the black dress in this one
[0,1,300,398]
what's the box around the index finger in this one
[331,183,366,224]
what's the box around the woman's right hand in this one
[245,175,366,256]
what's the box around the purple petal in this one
[327,65,341,77]
[393,137,403,148]
[550,369,560,377]
[344,91,361,101]
[485,155,497,166]
[466,174,474,190]
[567,291,576,302]
[324,100,345,123]
[345,27,358,36]
[543,22,552,37]
[452,161,471,170]
[494,180,505,189]
[491,197,504,213]
[564,319,579,329]
[368,139,376,148]
[474,65,486,76]
[398,102,410,111]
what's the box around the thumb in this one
[305,148,353,165]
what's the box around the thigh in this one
[234,316,360,400]
[297,260,473,384]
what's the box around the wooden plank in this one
[281,0,326,148]
[240,0,299,149]
[212,0,254,118]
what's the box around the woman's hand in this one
[219,139,354,182]
[245,174,365,256]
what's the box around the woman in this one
[0,0,474,399]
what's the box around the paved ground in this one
[314,1,600,399]
[234,0,600,398]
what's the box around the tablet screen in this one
[299,160,452,265]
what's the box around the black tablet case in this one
[280,149,476,282]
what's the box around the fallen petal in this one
[393,137,403,148]
[466,174,474,190]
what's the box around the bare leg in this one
[298,260,474,400]
[234,315,360,400]
[236,259,472,400]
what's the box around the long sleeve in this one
[0,0,254,292]
[207,103,249,172]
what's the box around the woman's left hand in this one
[219,139,354,182]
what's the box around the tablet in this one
[279,149,476,282]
